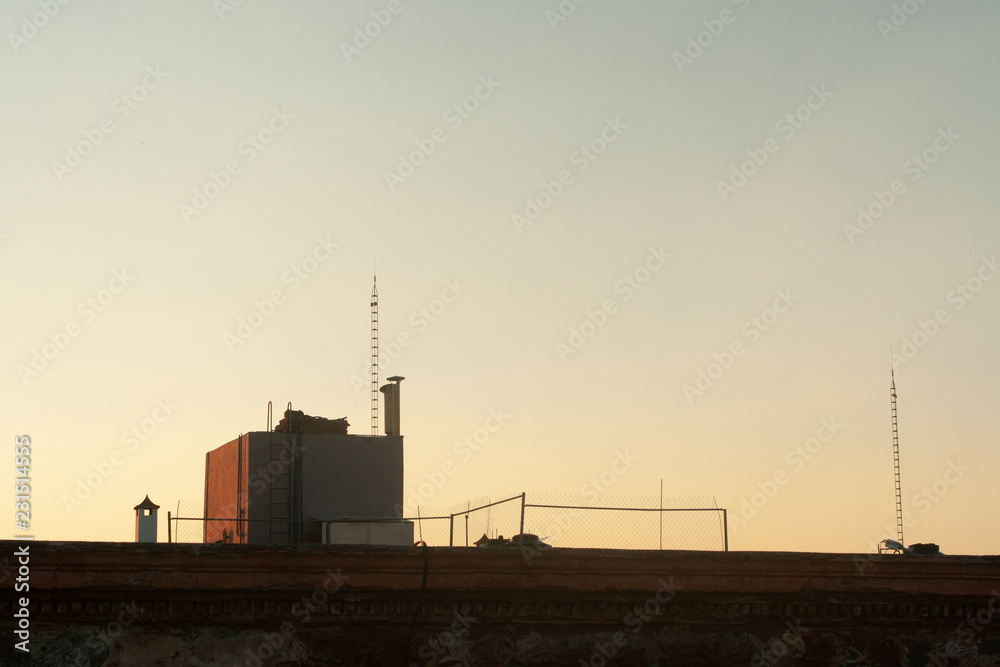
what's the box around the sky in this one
[1,1,998,555]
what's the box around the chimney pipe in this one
[380,376,404,436]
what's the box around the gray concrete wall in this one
[246,432,274,544]
[300,434,403,520]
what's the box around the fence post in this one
[449,514,454,547]
[167,511,172,543]
[519,492,526,539]
[722,509,728,552]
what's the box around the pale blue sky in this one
[2,1,998,553]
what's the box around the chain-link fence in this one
[411,495,525,547]
[410,493,727,550]
[167,493,727,551]
[171,500,205,543]
[523,493,727,551]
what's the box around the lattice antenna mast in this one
[890,347,904,547]
[371,269,379,437]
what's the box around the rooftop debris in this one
[274,410,349,435]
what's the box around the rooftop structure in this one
[203,384,406,545]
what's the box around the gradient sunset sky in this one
[2,1,998,554]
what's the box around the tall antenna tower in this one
[889,349,904,547]
[371,269,379,437]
